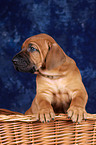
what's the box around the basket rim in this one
[0,113,96,122]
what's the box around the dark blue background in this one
[0,0,96,114]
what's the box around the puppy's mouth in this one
[14,65,37,73]
[12,54,37,73]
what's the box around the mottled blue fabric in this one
[0,0,96,114]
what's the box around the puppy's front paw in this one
[67,106,87,123]
[35,108,55,123]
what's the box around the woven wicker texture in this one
[0,109,96,145]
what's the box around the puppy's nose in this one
[12,57,19,64]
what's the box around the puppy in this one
[12,33,88,123]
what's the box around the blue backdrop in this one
[0,0,96,114]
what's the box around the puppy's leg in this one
[67,90,88,123]
[25,95,55,123]
[36,95,55,123]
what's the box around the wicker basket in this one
[0,109,96,145]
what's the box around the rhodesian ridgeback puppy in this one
[12,33,88,123]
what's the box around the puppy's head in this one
[12,33,66,73]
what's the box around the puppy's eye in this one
[27,47,36,52]
[30,47,36,52]
[28,44,36,52]
[28,43,40,53]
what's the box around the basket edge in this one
[0,113,96,122]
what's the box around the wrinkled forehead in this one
[21,34,55,61]
[22,34,56,48]
[22,37,43,48]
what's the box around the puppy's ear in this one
[45,42,66,70]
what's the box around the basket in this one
[0,109,96,145]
